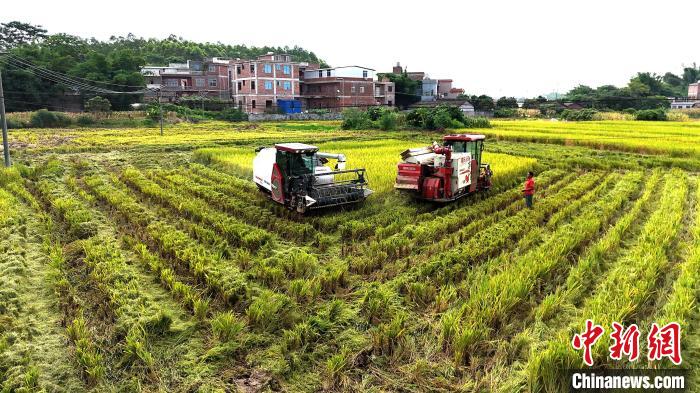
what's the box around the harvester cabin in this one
[274,143,318,177]
[442,134,485,165]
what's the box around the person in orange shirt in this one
[523,171,535,209]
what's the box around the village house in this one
[389,62,464,103]
[141,58,231,102]
[230,53,304,113]
[688,82,700,100]
[302,66,379,109]
[141,53,394,113]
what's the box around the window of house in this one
[351,86,356,93]
[243,80,246,86]
[318,70,323,78]
[165,79,178,87]
[283,65,290,74]
[264,64,272,73]
[363,70,368,78]
[195,78,205,87]
[283,81,291,90]
[250,64,255,73]
[276,81,280,86]
[266,100,272,108]
[238,100,243,109]
[237,66,241,75]
[208,64,216,72]
[251,81,256,90]
[326,69,331,77]
[359,86,365,93]
[252,100,256,109]
[275,64,281,71]
[388,86,393,92]
[208,78,217,87]
[265,80,273,90]
[237,82,242,91]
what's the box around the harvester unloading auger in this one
[253,143,372,213]
[395,134,493,202]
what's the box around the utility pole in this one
[0,69,10,167]
[158,87,163,136]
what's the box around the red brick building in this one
[231,53,303,113]
[142,58,231,102]
[142,54,395,113]
[301,66,393,109]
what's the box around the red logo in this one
[571,320,683,366]
[647,322,682,365]
[572,319,605,366]
[609,322,640,361]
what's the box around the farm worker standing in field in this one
[523,172,535,209]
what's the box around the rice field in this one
[1,119,699,392]
[487,119,700,157]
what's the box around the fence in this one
[248,112,343,122]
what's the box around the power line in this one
[1,56,119,94]
[4,53,149,89]
[0,55,154,95]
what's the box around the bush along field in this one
[2,118,700,392]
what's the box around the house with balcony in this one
[141,53,395,113]
[141,58,231,102]
[230,53,305,113]
[300,66,394,110]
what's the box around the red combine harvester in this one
[395,134,493,202]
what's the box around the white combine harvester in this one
[253,143,372,213]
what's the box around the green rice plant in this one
[324,348,351,390]
[283,248,319,278]
[370,312,407,356]
[445,171,643,363]
[67,314,105,384]
[153,169,317,243]
[528,171,687,391]
[434,285,457,312]
[122,167,272,250]
[82,237,172,337]
[193,298,210,321]
[360,284,395,325]
[122,326,154,369]
[211,311,244,342]
[246,290,296,332]
[83,175,250,305]
[288,278,321,303]
[23,365,40,389]
[36,179,98,239]
[282,322,317,353]
[129,238,206,315]
[404,281,437,307]
[439,306,464,350]
[319,261,348,294]
[400,171,600,289]
[535,169,662,321]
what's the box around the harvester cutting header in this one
[395,134,493,202]
[253,143,372,213]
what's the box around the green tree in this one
[469,95,495,112]
[85,96,112,114]
[0,21,47,49]
[379,72,420,108]
[496,96,518,109]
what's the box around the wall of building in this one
[689,83,700,100]
[304,67,374,80]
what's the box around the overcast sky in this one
[5,0,699,97]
